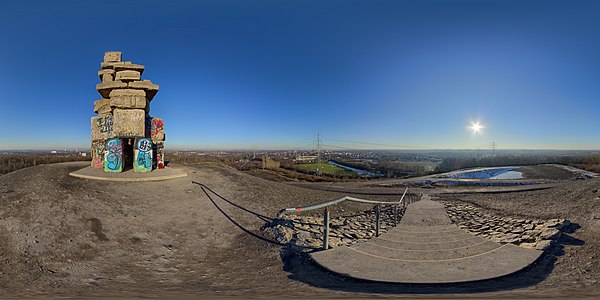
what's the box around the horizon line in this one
[3,147,600,152]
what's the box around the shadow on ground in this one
[281,228,584,294]
[192,181,585,295]
[193,181,285,246]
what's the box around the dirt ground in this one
[0,162,598,299]
[515,165,580,180]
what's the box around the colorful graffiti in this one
[155,142,165,169]
[104,138,123,172]
[91,141,105,168]
[96,115,113,133]
[134,138,153,172]
[150,118,164,141]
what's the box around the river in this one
[327,161,382,177]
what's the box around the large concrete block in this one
[104,138,124,172]
[112,62,145,74]
[91,115,114,141]
[113,108,145,138]
[154,141,165,169]
[110,97,147,110]
[134,138,153,173]
[100,61,119,69]
[91,141,105,168]
[104,51,122,62]
[98,69,115,81]
[128,80,159,101]
[115,70,141,82]
[109,89,147,109]
[93,99,111,115]
[102,73,114,83]
[96,80,128,98]
[147,117,165,142]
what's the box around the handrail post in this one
[394,204,398,225]
[375,204,381,237]
[323,207,330,250]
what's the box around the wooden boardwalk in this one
[310,195,543,283]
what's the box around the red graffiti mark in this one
[92,157,102,168]
[151,118,164,138]
[158,162,165,169]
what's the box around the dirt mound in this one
[0,162,598,298]
[0,162,369,298]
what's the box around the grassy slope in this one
[295,162,357,177]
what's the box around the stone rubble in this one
[90,51,166,172]
[442,201,570,251]
[263,205,404,252]
[263,200,571,254]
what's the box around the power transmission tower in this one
[489,140,498,155]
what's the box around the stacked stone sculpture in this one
[90,51,165,173]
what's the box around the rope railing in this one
[277,188,417,250]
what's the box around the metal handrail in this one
[276,188,413,250]
[277,187,410,217]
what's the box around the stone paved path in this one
[310,195,543,283]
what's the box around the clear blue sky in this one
[1,0,599,150]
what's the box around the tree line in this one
[0,154,90,175]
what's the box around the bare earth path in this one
[0,162,598,298]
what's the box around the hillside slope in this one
[0,162,598,298]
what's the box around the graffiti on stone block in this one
[92,157,102,168]
[96,115,113,133]
[91,142,105,168]
[104,138,123,172]
[155,143,165,169]
[151,118,164,134]
[91,52,167,173]
[153,142,165,169]
[134,138,153,172]
[151,118,164,140]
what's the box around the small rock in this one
[272,225,294,244]
[535,240,554,251]
[511,228,525,234]
[540,228,561,240]
[328,237,342,247]
[545,219,563,229]
[520,242,537,249]
[503,233,521,244]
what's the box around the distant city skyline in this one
[1,0,600,151]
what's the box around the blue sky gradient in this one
[1,0,599,150]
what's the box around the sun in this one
[470,121,483,133]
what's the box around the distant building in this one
[51,150,58,154]
[295,155,318,163]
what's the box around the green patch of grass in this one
[295,162,357,177]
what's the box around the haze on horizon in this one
[1,0,599,151]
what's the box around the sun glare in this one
[470,121,483,133]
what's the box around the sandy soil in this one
[0,162,598,299]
